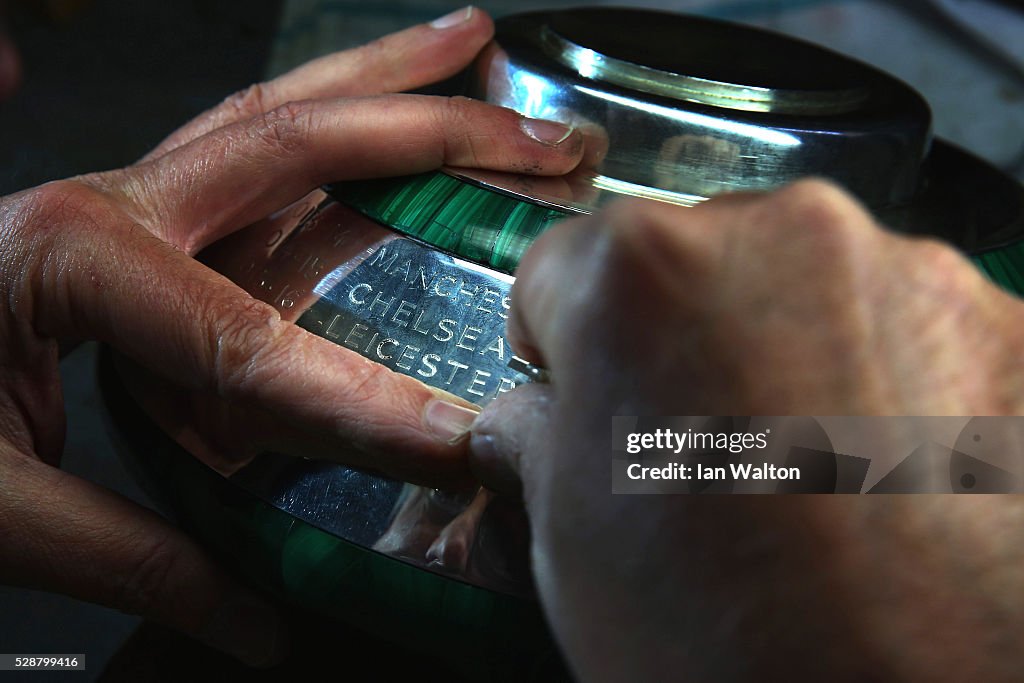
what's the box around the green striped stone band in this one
[974,241,1024,297]
[327,172,575,275]
[329,170,1024,298]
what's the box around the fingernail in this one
[470,432,522,496]
[201,593,288,668]
[430,6,474,29]
[424,399,479,444]
[520,117,575,146]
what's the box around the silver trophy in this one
[101,8,1024,680]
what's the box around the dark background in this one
[1,0,1022,680]
[1,0,281,195]
[0,1,282,679]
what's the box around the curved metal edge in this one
[483,12,933,209]
[96,347,569,682]
[325,172,575,275]
[539,23,870,115]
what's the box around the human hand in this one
[0,7,582,666]
[470,181,1024,682]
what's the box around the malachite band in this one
[973,241,1024,297]
[330,171,1024,298]
[102,172,1023,682]
[327,172,575,275]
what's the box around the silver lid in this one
[472,9,932,208]
[468,8,1023,253]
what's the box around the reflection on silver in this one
[540,24,869,115]
[118,9,1023,602]
[297,236,520,405]
[473,9,931,207]
[222,202,536,595]
[590,173,705,208]
[508,356,551,384]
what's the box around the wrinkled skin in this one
[0,9,584,667]
[471,183,1024,682]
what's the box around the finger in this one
[425,488,492,571]
[131,94,583,253]
[115,355,478,489]
[143,7,494,160]
[0,448,287,667]
[469,383,554,497]
[505,198,706,374]
[504,188,817,376]
[447,167,577,205]
[0,331,65,467]
[18,184,481,484]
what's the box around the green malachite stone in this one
[328,172,575,274]
[106,172,1024,683]
[973,241,1024,297]
[333,170,1024,299]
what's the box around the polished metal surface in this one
[295,230,520,405]
[472,8,932,208]
[507,356,551,385]
[537,24,870,115]
[110,8,1024,604]
[204,190,540,594]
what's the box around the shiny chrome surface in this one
[293,227,520,405]
[537,24,870,115]
[473,8,931,208]
[111,8,1024,604]
[207,190,540,595]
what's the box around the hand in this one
[470,180,1024,682]
[0,8,582,666]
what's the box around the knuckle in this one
[603,199,712,285]
[555,200,707,336]
[113,531,180,618]
[909,237,978,295]
[356,35,389,66]
[205,296,284,398]
[914,237,967,274]
[775,177,856,212]
[600,204,658,271]
[431,96,479,162]
[766,180,876,266]
[772,178,864,230]
[435,95,474,128]
[606,199,677,244]
[250,100,313,155]
[222,82,271,121]
[2,180,110,321]
[15,180,102,235]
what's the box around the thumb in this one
[469,382,554,497]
